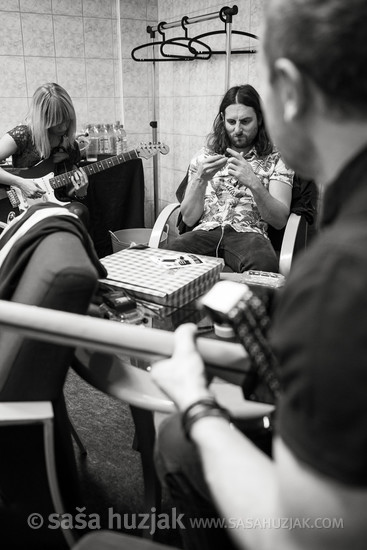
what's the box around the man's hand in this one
[226,147,259,191]
[197,154,227,181]
[151,323,212,411]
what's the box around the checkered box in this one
[100,248,224,307]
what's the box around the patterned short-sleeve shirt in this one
[189,146,294,238]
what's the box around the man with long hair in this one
[166,84,294,273]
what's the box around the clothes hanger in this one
[131,19,212,62]
[159,17,212,60]
[189,29,258,55]
[189,6,258,55]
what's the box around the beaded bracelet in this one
[182,397,231,440]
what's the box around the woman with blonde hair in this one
[0,82,88,205]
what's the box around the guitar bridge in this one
[7,188,20,208]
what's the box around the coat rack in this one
[131,5,258,219]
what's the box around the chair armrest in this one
[0,401,53,425]
[149,202,180,248]
[278,213,302,277]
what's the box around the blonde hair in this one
[27,82,77,158]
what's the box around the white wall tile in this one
[83,0,113,18]
[120,0,147,20]
[0,0,19,10]
[146,0,158,21]
[0,98,28,137]
[87,97,116,122]
[84,17,114,58]
[24,57,57,95]
[121,58,149,98]
[20,0,52,13]
[123,96,151,135]
[86,58,115,97]
[21,13,55,56]
[56,58,87,97]
[120,18,151,59]
[52,0,82,16]
[0,12,23,55]
[173,96,190,135]
[72,97,89,129]
[53,15,85,58]
[0,56,27,97]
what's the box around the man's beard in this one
[230,129,257,150]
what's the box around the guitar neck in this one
[50,150,139,189]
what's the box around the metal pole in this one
[148,9,224,34]
[225,18,232,91]
[147,29,159,220]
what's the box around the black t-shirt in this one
[8,124,80,170]
[270,147,367,486]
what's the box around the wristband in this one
[182,397,231,440]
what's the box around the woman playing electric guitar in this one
[0,82,88,221]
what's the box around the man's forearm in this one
[251,183,289,229]
[190,415,278,550]
[181,175,207,227]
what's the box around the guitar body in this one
[6,143,170,214]
[7,159,70,212]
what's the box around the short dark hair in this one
[263,0,367,118]
[206,84,273,156]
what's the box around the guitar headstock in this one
[136,142,170,159]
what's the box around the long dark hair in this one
[206,84,273,156]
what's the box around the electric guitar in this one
[7,142,169,213]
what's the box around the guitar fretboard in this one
[49,150,139,189]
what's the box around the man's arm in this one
[180,154,227,227]
[227,148,292,229]
[151,324,367,550]
[151,324,279,550]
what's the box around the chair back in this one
[0,231,99,400]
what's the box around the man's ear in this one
[273,58,310,122]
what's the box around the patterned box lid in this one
[100,248,224,307]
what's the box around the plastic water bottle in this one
[108,123,116,154]
[98,124,109,155]
[121,124,128,152]
[114,121,123,155]
[86,124,98,161]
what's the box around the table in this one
[72,260,274,514]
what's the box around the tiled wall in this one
[0,0,121,135]
[0,0,264,228]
